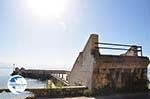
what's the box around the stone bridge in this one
[12,68,70,86]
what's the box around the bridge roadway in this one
[23,69,70,75]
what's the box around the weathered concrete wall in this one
[69,34,150,93]
[92,54,149,92]
[69,34,98,89]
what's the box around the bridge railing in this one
[96,42,143,56]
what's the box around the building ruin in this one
[69,34,150,93]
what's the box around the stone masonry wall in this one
[92,54,149,93]
[69,34,150,93]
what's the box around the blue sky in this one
[0,0,149,70]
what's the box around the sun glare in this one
[25,0,67,18]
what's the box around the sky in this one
[0,0,149,70]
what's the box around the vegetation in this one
[83,89,92,97]
[25,96,35,99]
[46,80,52,89]
[55,81,63,88]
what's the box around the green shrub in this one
[46,80,52,89]
[25,96,35,99]
[83,89,92,97]
[56,81,63,88]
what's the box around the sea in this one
[0,65,46,99]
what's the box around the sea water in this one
[0,66,46,99]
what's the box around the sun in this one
[25,0,67,18]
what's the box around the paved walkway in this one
[36,93,150,99]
